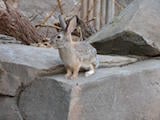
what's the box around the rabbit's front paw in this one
[65,74,71,80]
[70,75,78,80]
[65,73,71,79]
[65,68,72,79]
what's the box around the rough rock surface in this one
[89,0,160,56]
[0,44,60,85]
[18,0,79,37]
[0,0,160,120]
[0,68,21,96]
[19,59,160,120]
[19,0,78,25]
[0,44,60,69]
[0,34,21,44]
[0,44,159,120]
[19,78,71,120]
[0,97,23,120]
[118,0,135,7]
[0,44,138,85]
[19,0,78,17]
[0,44,139,69]
[97,55,138,67]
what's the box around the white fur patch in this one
[85,69,95,77]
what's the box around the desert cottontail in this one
[50,15,98,80]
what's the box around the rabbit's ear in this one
[66,16,77,34]
[59,15,67,31]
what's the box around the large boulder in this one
[0,44,139,86]
[0,44,60,85]
[0,44,60,69]
[89,0,160,56]
[19,78,71,120]
[0,44,138,76]
[1,44,159,120]
[0,97,23,120]
[18,59,160,120]
[0,67,21,96]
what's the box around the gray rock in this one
[0,44,61,85]
[77,59,160,120]
[97,55,138,67]
[18,59,160,120]
[89,0,160,56]
[18,0,80,37]
[0,68,21,96]
[118,0,135,7]
[0,34,21,44]
[0,44,60,69]
[0,97,23,120]
[19,0,78,25]
[0,44,139,84]
[18,78,71,120]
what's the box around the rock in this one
[18,59,160,120]
[0,34,21,44]
[0,44,60,69]
[18,78,71,120]
[0,68,21,96]
[19,0,79,24]
[97,55,138,67]
[19,0,76,19]
[0,97,23,120]
[18,0,80,37]
[118,0,135,7]
[89,0,160,56]
[0,44,139,84]
[115,0,135,16]
[0,44,61,85]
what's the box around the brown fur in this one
[50,15,97,80]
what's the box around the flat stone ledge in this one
[0,44,60,69]
[19,59,160,120]
[0,44,139,86]
[0,44,61,86]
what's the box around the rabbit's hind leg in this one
[85,64,95,77]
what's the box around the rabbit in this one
[50,15,98,80]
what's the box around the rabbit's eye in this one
[57,35,61,39]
